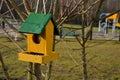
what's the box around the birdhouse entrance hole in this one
[32,34,41,44]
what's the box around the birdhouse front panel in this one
[27,33,46,55]
[27,20,54,56]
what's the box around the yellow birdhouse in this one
[18,13,59,64]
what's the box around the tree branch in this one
[8,0,26,21]
[23,0,34,14]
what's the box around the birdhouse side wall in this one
[44,20,54,55]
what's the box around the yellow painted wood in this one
[19,20,58,63]
[18,52,59,64]
[116,23,120,28]
[107,13,119,20]
[45,20,54,55]
[27,33,46,54]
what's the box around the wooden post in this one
[34,63,42,80]
[89,27,93,40]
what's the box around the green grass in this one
[1,35,120,79]
[63,24,81,29]
[0,36,27,78]
[53,39,120,80]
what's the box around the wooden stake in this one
[34,63,42,80]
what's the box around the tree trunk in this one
[81,45,87,80]
[89,28,93,40]
[81,1,88,80]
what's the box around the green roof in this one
[19,13,59,35]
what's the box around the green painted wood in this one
[19,13,59,35]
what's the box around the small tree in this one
[1,0,120,80]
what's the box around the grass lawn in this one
[0,34,120,80]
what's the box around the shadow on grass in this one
[86,39,107,47]
[72,39,107,51]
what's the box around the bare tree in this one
[1,0,120,80]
